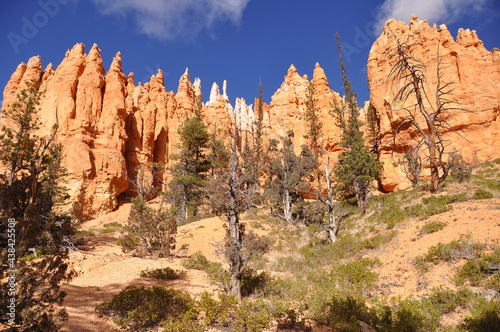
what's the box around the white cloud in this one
[91,0,252,40]
[375,0,491,33]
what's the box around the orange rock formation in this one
[2,18,498,216]
[368,15,500,191]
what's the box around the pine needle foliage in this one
[332,34,382,213]
[0,81,72,331]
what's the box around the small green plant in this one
[422,238,485,264]
[103,222,123,228]
[454,249,500,287]
[181,251,225,282]
[419,221,447,235]
[95,286,198,331]
[329,258,380,294]
[18,246,49,261]
[459,300,500,332]
[140,267,186,280]
[233,299,271,332]
[473,188,494,200]
[414,256,430,274]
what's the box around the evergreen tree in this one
[332,34,382,213]
[265,130,317,224]
[304,81,324,199]
[304,82,323,161]
[119,164,177,258]
[0,82,72,331]
[210,124,269,300]
[170,102,211,222]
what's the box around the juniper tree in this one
[265,130,317,224]
[332,34,382,213]
[241,83,265,199]
[119,163,177,258]
[209,124,269,300]
[169,100,211,222]
[0,82,72,331]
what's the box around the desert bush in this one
[314,294,369,331]
[276,308,309,330]
[241,269,273,297]
[405,193,468,220]
[473,188,494,200]
[140,267,186,280]
[95,286,198,331]
[181,251,224,281]
[422,238,485,264]
[454,249,500,287]
[459,300,500,332]
[419,221,447,235]
[329,258,380,294]
[233,299,272,332]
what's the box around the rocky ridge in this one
[2,17,499,217]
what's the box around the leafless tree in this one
[388,33,468,193]
[319,142,344,243]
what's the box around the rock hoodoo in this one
[1,17,498,216]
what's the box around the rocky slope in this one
[1,17,499,217]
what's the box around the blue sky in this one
[1,0,499,106]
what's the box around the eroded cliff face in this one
[368,15,500,191]
[2,19,498,217]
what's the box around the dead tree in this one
[210,123,252,300]
[388,34,467,193]
[319,142,343,243]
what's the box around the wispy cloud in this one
[375,0,491,33]
[91,0,252,40]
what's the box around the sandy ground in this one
[57,197,499,331]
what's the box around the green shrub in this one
[233,299,271,332]
[419,221,447,235]
[19,246,49,261]
[316,294,369,331]
[405,193,468,220]
[276,308,308,330]
[473,188,494,200]
[414,256,430,274]
[140,267,186,280]
[241,269,273,297]
[103,222,123,228]
[454,249,500,287]
[95,286,198,331]
[423,238,485,264]
[181,251,224,281]
[330,258,380,294]
[486,274,500,291]
[424,287,475,314]
[454,259,490,286]
[459,300,500,332]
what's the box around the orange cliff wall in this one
[2,19,499,217]
[368,15,500,191]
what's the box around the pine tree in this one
[304,81,324,200]
[332,34,382,213]
[265,130,317,224]
[169,101,211,222]
[0,82,72,331]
